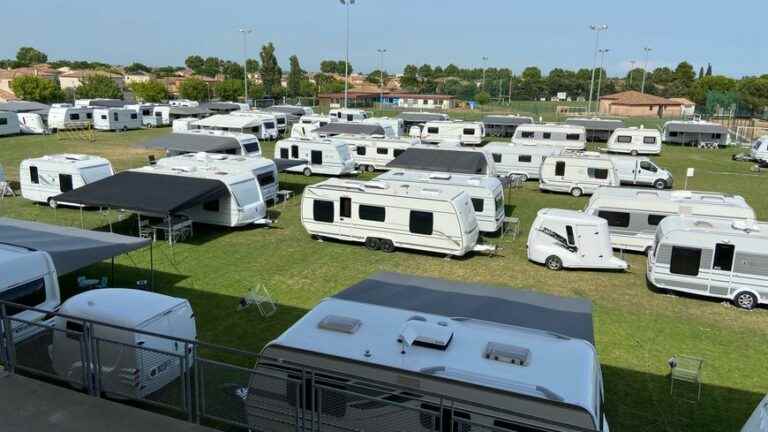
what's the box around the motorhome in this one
[527,208,628,271]
[339,135,417,172]
[274,137,356,176]
[192,114,276,140]
[93,108,141,131]
[647,216,768,310]
[388,146,498,177]
[584,187,757,253]
[50,289,196,398]
[45,106,94,131]
[483,143,561,180]
[512,124,587,150]
[363,117,404,137]
[377,169,505,233]
[17,112,47,134]
[151,105,171,127]
[420,120,485,145]
[606,127,663,155]
[20,154,114,206]
[0,111,22,136]
[750,135,768,165]
[301,178,486,256]
[741,393,768,431]
[662,120,728,147]
[608,156,673,189]
[329,108,368,123]
[539,152,620,197]
[163,130,262,157]
[482,114,534,138]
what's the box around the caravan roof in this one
[663,120,726,134]
[314,122,385,136]
[0,101,50,115]
[193,114,263,129]
[59,289,186,328]
[23,154,111,169]
[565,118,624,131]
[381,170,502,191]
[387,147,491,175]
[484,142,563,155]
[398,112,449,122]
[517,123,586,134]
[658,216,768,241]
[588,187,755,218]
[482,115,534,126]
[143,131,259,155]
[311,178,465,201]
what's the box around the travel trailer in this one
[565,118,625,142]
[160,130,262,157]
[274,137,356,176]
[50,289,196,398]
[229,112,279,139]
[420,120,485,145]
[512,124,587,150]
[482,114,534,138]
[93,108,141,131]
[527,208,628,271]
[17,112,48,134]
[339,135,417,172]
[606,127,663,155]
[172,118,196,133]
[647,216,768,310]
[584,188,757,253]
[608,156,673,189]
[363,117,404,137]
[483,143,561,180]
[151,105,171,126]
[750,135,768,165]
[301,179,488,256]
[45,106,93,131]
[19,154,114,206]
[329,108,368,122]
[377,169,505,233]
[741,393,768,431]
[388,146,498,177]
[0,111,22,136]
[663,120,728,147]
[252,110,288,133]
[192,114,277,140]
[124,104,157,127]
[539,152,620,196]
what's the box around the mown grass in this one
[1,124,766,432]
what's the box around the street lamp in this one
[595,48,610,113]
[377,48,387,112]
[339,0,356,108]
[239,29,253,105]
[628,60,636,89]
[641,47,653,94]
[587,24,608,113]
[481,56,489,91]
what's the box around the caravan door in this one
[708,243,735,297]
[576,224,602,264]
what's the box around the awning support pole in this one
[111,257,115,287]
[149,242,154,290]
[79,207,84,229]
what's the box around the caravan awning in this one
[386,148,488,175]
[52,171,228,217]
[0,218,150,275]
[398,112,447,123]
[335,272,595,344]
[168,106,212,117]
[665,122,726,134]
[482,115,534,126]
[142,133,244,154]
[314,123,385,136]
[565,118,625,131]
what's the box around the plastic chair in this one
[669,355,704,401]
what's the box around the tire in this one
[380,239,396,253]
[365,164,375,173]
[364,237,381,251]
[630,150,639,156]
[47,197,57,209]
[545,255,563,271]
[571,187,583,197]
[519,173,529,182]
[122,126,128,132]
[653,179,667,190]
[734,291,758,310]
[303,167,312,177]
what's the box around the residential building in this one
[0,66,60,99]
[123,71,152,85]
[670,97,697,117]
[599,91,685,118]
[59,70,125,91]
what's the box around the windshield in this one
[230,179,262,207]
[639,161,658,172]
[80,164,113,183]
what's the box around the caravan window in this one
[670,246,702,276]
[313,200,334,223]
[203,199,220,212]
[142,109,152,116]
[647,214,666,226]
[518,154,532,163]
[251,126,261,133]
[713,243,735,271]
[0,118,6,126]
[463,128,475,135]
[587,168,609,179]
[543,132,552,139]
[346,114,354,122]
[311,150,323,165]
[409,211,434,235]
[86,113,93,119]
[113,112,119,121]
[471,198,484,212]
[280,147,289,159]
[376,147,389,155]
[491,153,502,163]
[291,145,299,159]
[566,225,575,245]
[243,142,260,154]
[340,197,351,218]
[639,161,657,172]
[69,113,80,120]
[59,174,73,192]
[130,113,138,120]
[257,172,275,186]
[669,131,679,137]
[555,161,566,176]
[393,149,405,158]
[598,210,630,228]
[29,166,39,184]
[359,205,386,222]
[643,136,657,144]
[356,146,366,156]
[0,278,46,315]
[521,131,534,138]
[427,127,439,134]
[231,180,262,206]
[566,133,581,140]
[100,115,108,120]
[617,135,632,143]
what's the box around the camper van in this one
[584,188,757,253]
[0,111,22,136]
[512,124,587,150]
[527,208,628,271]
[647,216,768,310]
[608,156,673,189]
[483,143,561,180]
[50,289,196,398]
[20,154,114,206]
[377,170,505,233]
[93,108,141,131]
[301,179,487,256]
[420,120,485,145]
[539,152,620,197]
[606,127,663,155]
[46,106,94,131]
[274,137,356,176]
[750,136,768,165]
[192,114,277,140]
[363,117,404,137]
[339,134,417,172]
[329,108,368,122]
[17,112,48,134]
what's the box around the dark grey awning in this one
[565,118,624,131]
[314,123,385,136]
[665,122,726,134]
[0,101,50,114]
[482,115,534,126]
[264,106,306,116]
[335,272,595,344]
[142,133,242,154]
[398,112,448,123]
[201,102,241,112]
[169,106,212,116]
[86,99,126,108]
[386,148,489,175]
[0,218,150,275]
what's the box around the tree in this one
[366,70,389,84]
[400,65,419,90]
[200,57,222,77]
[259,43,282,97]
[706,63,712,76]
[336,60,352,75]
[444,64,460,77]
[221,61,244,80]
[475,90,490,105]
[737,76,768,114]
[185,55,204,71]
[418,64,435,93]
[674,62,696,84]
[16,47,48,66]
[287,55,305,97]
[689,75,737,106]
[320,60,337,74]
[9,75,63,103]
[698,66,704,80]
[519,66,544,100]
[178,78,209,101]
[246,59,260,75]
[215,79,244,101]
[153,66,183,78]
[125,62,151,74]
[315,73,345,93]
[75,74,122,99]
[129,80,169,103]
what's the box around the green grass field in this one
[1,126,767,432]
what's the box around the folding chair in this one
[238,285,277,317]
[669,355,704,401]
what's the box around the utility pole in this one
[339,0,356,108]
[641,47,652,94]
[239,29,253,105]
[377,48,386,113]
[481,56,489,91]
[596,48,610,113]
[587,24,608,113]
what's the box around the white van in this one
[483,143,561,180]
[512,124,587,150]
[377,169,505,233]
[274,138,356,176]
[527,208,627,271]
[46,106,94,131]
[750,135,768,165]
[608,155,673,189]
[124,104,156,128]
[302,178,487,256]
[0,111,22,136]
[539,152,620,197]
[339,135,417,172]
[647,217,768,310]
[17,112,48,134]
[329,108,368,122]
[421,120,485,145]
[50,289,196,399]
[20,154,114,206]
[606,127,662,155]
[93,108,141,131]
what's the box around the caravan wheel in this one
[545,255,563,271]
[365,164,376,173]
[303,167,312,177]
[734,291,757,310]
[570,187,583,197]
[380,239,396,253]
[122,126,128,132]
[47,198,57,209]
[630,150,639,156]
[364,237,381,251]
[519,173,529,182]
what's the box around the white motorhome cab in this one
[750,136,768,165]
[20,154,114,206]
[0,244,61,342]
[539,152,620,197]
[17,112,48,134]
[607,156,673,189]
[274,138,356,176]
[606,127,662,155]
[0,111,22,136]
[584,188,757,253]
[302,179,485,256]
[230,111,279,139]
[377,170,505,233]
[93,108,141,131]
[512,124,587,150]
[175,130,262,156]
[484,143,561,180]
[527,208,627,271]
[363,117,404,137]
[329,108,368,122]
[421,120,485,145]
[339,134,417,172]
[192,114,276,140]
[741,393,768,431]
[648,217,768,310]
[50,289,196,398]
[45,106,93,131]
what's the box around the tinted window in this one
[311,150,323,165]
[203,199,220,212]
[427,127,439,134]
[291,145,299,159]
[554,161,565,176]
[471,198,484,212]
[0,278,46,315]
[356,146,366,156]
[463,128,475,135]
[59,174,73,192]
[521,131,534,138]
[70,113,80,120]
[648,214,666,226]
[359,205,385,222]
[492,153,502,163]
[543,132,552,139]
[376,147,389,155]
[313,200,334,222]
[130,113,138,119]
[257,172,275,186]
[587,167,609,179]
[518,154,532,163]
[566,133,581,140]
[639,161,657,172]
[409,211,434,235]
[670,246,702,276]
[713,243,735,271]
[142,109,151,115]
[340,197,351,218]
[393,149,405,158]
[100,115,107,120]
[29,166,39,184]
[113,112,119,121]
[243,142,260,154]
[617,135,632,143]
[0,118,6,125]
[280,147,289,159]
[86,113,92,119]
[566,225,575,245]
[643,136,657,144]
[598,210,630,228]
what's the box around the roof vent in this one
[364,181,389,189]
[693,220,714,229]
[171,166,195,173]
[318,315,362,334]
[733,219,760,233]
[429,173,451,180]
[671,190,693,200]
[398,320,453,351]
[485,342,530,366]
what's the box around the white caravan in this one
[329,108,368,122]
[299,114,332,126]
[608,155,673,189]
[192,114,276,140]
[50,289,196,398]
[0,244,61,342]
[253,109,288,133]
[527,208,628,271]
[363,117,404,137]
[92,108,141,131]
[539,152,620,197]
[750,136,768,165]
[584,187,757,253]
[274,137,356,176]
[377,170,505,233]
[230,111,279,139]
[151,105,171,126]
[47,106,93,131]
[0,111,22,136]
[17,112,47,134]
[339,135,417,172]
[606,127,662,155]
[20,154,114,206]
[173,130,262,156]
[124,104,157,128]
[741,393,768,432]
[421,120,485,145]
[483,143,561,180]
[512,124,587,150]
[172,118,196,133]
[157,152,279,204]
[647,216,768,310]
[301,178,486,256]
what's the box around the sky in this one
[2,0,765,78]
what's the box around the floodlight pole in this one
[641,47,653,94]
[481,56,489,91]
[239,29,253,105]
[596,49,610,114]
[628,60,636,89]
[377,48,387,112]
[587,24,608,113]
[340,0,355,108]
